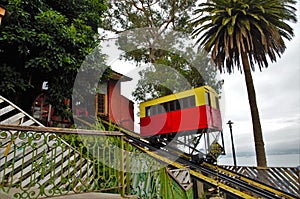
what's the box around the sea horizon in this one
[218,152,300,167]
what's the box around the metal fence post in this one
[120,135,125,197]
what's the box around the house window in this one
[96,93,108,116]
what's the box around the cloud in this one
[110,1,300,160]
[264,123,300,152]
[219,14,300,156]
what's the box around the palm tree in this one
[190,0,297,168]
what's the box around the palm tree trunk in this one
[241,52,267,168]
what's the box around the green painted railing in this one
[0,124,193,199]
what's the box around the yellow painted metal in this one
[194,86,207,107]
[4,139,14,157]
[161,168,194,199]
[76,117,294,198]
[72,118,294,198]
[139,85,219,118]
[134,145,258,199]
[102,118,192,160]
[203,162,296,199]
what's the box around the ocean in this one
[218,153,300,167]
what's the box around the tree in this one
[0,0,107,116]
[190,0,297,168]
[104,0,223,102]
[132,48,223,102]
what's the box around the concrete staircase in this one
[0,96,94,198]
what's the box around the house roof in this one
[111,70,132,82]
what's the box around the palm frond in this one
[190,0,297,73]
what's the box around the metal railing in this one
[1,95,298,198]
[0,124,193,199]
[0,95,193,199]
[0,125,121,198]
[220,165,300,197]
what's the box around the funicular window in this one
[146,107,151,116]
[187,95,195,107]
[181,95,196,109]
[145,105,156,116]
[205,92,211,106]
[215,97,220,110]
[163,102,170,112]
[145,96,195,117]
[174,100,180,111]
[151,105,157,115]
[181,98,187,108]
[169,101,175,111]
[157,104,163,114]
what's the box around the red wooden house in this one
[95,71,134,131]
[33,70,134,131]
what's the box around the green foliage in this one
[0,0,8,5]
[190,0,297,168]
[104,0,223,102]
[191,0,297,73]
[132,49,224,102]
[0,0,107,114]
[104,0,195,32]
[92,118,118,131]
[92,118,106,131]
[0,63,32,95]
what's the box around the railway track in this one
[74,117,297,198]
[1,97,297,199]
[125,133,296,199]
[96,118,297,199]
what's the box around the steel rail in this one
[74,117,297,199]
[124,133,277,199]
[122,131,296,199]
[128,137,255,198]
[178,155,292,199]
[201,162,296,199]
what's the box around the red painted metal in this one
[140,105,222,137]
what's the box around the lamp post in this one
[227,120,237,167]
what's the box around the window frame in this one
[205,92,211,106]
[145,95,196,117]
[96,93,108,116]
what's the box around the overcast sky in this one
[108,2,300,166]
[219,3,300,157]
